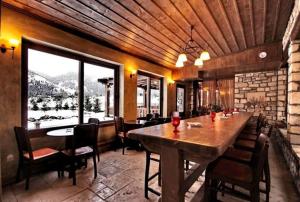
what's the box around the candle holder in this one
[172,112,181,132]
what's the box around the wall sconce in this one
[130,69,137,78]
[168,79,175,86]
[0,38,20,59]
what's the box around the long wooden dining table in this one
[127,112,253,202]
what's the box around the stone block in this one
[278,75,286,81]
[235,83,248,88]
[249,83,259,88]
[289,52,300,63]
[257,88,265,92]
[289,126,300,134]
[290,73,300,82]
[288,105,300,114]
[278,95,286,101]
[234,99,240,103]
[288,82,300,92]
[260,83,267,87]
[289,63,300,73]
[278,90,285,95]
[268,82,276,87]
[235,94,244,99]
[271,97,277,101]
[288,115,300,125]
[278,85,286,90]
[266,72,275,76]
[267,92,276,96]
[270,87,277,91]
[240,99,247,104]
[289,92,300,104]
[235,89,239,94]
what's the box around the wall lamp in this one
[0,38,19,59]
[130,69,137,78]
[168,79,175,86]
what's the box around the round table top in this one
[47,128,74,137]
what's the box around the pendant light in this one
[176,26,210,68]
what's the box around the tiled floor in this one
[2,137,300,202]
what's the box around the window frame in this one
[137,71,163,117]
[21,39,120,131]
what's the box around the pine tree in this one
[93,98,101,113]
[30,99,39,111]
[63,102,69,110]
[41,102,49,112]
[85,96,92,111]
[70,102,76,110]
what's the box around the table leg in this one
[161,146,184,202]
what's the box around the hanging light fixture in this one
[176,26,210,68]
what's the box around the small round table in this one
[47,128,74,137]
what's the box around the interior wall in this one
[234,69,287,123]
[0,5,175,184]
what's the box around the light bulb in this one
[194,58,203,67]
[200,51,210,61]
[178,53,187,62]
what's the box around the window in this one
[23,40,119,130]
[136,72,163,117]
[176,85,185,113]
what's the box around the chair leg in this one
[16,158,22,182]
[185,160,189,171]
[25,163,32,190]
[122,138,125,155]
[144,151,150,199]
[250,187,260,202]
[93,154,97,179]
[71,159,76,185]
[158,158,161,187]
[264,158,271,202]
[97,152,100,162]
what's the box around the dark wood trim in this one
[2,2,172,70]
[21,39,120,130]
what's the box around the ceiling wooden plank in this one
[170,0,229,55]
[204,0,239,52]
[186,0,233,53]
[276,0,294,41]
[233,0,248,48]
[41,0,176,64]
[253,0,264,44]
[112,0,199,60]
[222,0,247,50]
[265,0,279,43]
[151,0,218,58]
[272,0,281,41]
[249,0,256,46]
[11,0,175,67]
[216,0,240,52]
[57,0,178,62]
[262,0,267,43]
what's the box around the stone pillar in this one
[287,40,300,143]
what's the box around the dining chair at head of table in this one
[88,118,100,162]
[114,116,127,155]
[14,126,61,190]
[62,123,98,185]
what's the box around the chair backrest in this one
[153,113,160,119]
[114,116,125,134]
[164,117,171,123]
[146,114,153,121]
[266,125,273,138]
[251,133,269,182]
[14,127,33,160]
[70,124,98,151]
[88,118,100,125]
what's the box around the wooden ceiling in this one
[4,0,294,69]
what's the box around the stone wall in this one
[274,128,300,193]
[234,69,287,123]
[287,41,300,141]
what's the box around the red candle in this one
[172,112,180,132]
[210,111,216,122]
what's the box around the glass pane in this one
[83,63,114,122]
[27,49,79,129]
[137,75,149,117]
[150,78,160,114]
[177,87,185,113]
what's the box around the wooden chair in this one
[114,116,127,155]
[88,118,100,162]
[205,134,269,202]
[146,114,153,121]
[144,150,161,199]
[62,124,98,185]
[14,127,60,190]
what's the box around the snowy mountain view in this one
[27,49,115,129]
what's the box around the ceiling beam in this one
[262,0,267,43]
[282,0,300,51]
[202,42,282,70]
[249,0,256,46]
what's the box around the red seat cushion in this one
[208,158,253,184]
[24,148,59,160]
